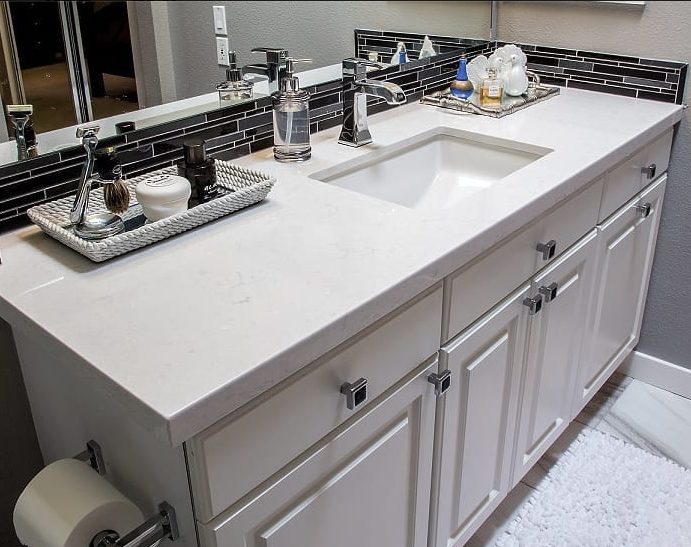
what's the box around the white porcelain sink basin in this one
[310,129,551,210]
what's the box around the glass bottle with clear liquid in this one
[272,58,312,162]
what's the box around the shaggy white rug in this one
[497,428,691,546]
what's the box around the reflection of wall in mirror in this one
[137,1,492,101]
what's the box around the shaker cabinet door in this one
[574,176,666,414]
[434,286,529,547]
[513,231,597,484]
[198,360,437,547]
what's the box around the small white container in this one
[135,174,191,221]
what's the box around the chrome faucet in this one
[242,47,289,94]
[338,58,406,147]
[70,125,125,239]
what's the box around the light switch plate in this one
[216,36,230,66]
[212,5,227,35]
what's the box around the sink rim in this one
[308,126,554,184]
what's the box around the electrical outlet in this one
[216,36,230,66]
[212,5,227,35]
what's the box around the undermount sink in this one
[310,128,551,210]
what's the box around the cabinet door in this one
[198,360,437,547]
[513,232,597,484]
[434,286,529,547]
[574,176,667,414]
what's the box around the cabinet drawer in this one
[188,285,442,522]
[599,129,672,222]
[198,359,437,547]
[537,176,603,266]
[444,179,602,342]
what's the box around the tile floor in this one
[467,371,691,546]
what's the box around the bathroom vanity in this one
[0,87,682,547]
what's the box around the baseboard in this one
[619,350,691,400]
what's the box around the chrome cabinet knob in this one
[340,378,368,410]
[641,163,657,180]
[536,240,557,261]
[634,202,652,218]
[428,370,452,397]
[538,282,559,303]
[523,294,544,315]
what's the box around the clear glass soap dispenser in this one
[272,57,312,162]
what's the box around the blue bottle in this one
[450,58,474,99]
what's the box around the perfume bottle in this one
[450,57,474,99]
[480,68,504,106]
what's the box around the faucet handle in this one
[251,47,288,64]
[285,58,312,73]
[342,57,387,77]
[76,124,100,139]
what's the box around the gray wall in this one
[0,319,43,546]
[165,1,491,100]
[498,0,691,369]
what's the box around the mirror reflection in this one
[0,0,491,167]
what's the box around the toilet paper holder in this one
[74,440,180,546]
[89,502,179,547]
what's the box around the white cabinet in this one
[573,176,667,415]
[512,232,598,483]
[198,360,437,547]
[434,287,529,547]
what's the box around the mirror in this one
[0,1,491,168]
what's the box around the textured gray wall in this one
[0,319,43,546]
[498,0,691,368]
[165,1,491,100]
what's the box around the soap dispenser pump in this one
[272,57,312,162]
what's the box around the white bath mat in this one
[497,428,691,546]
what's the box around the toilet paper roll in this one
[14,458,143,547]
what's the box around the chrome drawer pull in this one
[428,370,452,397]
[523,294,543,315]
[635,203,652,218]
[536,240,557,261]
[340,378,368,410]
[538,282,559,303]
[641,163,657,180]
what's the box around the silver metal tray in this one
[27,161,275,262]
[421,82,560,118]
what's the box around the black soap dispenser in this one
[177,139,219,206]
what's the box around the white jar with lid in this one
[135,174,191,221]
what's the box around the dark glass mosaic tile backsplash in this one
[0,30,686,233]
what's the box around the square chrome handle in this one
[428,370,452,397]
[641,163,657,180]
[536,240,557,261]
[635,202,652,218]
[340,378,368,410]
[523,294,544,315]
[538,282,559,303]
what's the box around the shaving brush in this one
[96,147,130,214]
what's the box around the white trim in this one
[619,351,691,400]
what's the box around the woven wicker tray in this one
[27,161,275,262]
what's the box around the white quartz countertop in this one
[0,88,682,446]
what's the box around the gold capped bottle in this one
[480,68,504,106]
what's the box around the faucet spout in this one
[354,79,406,105]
